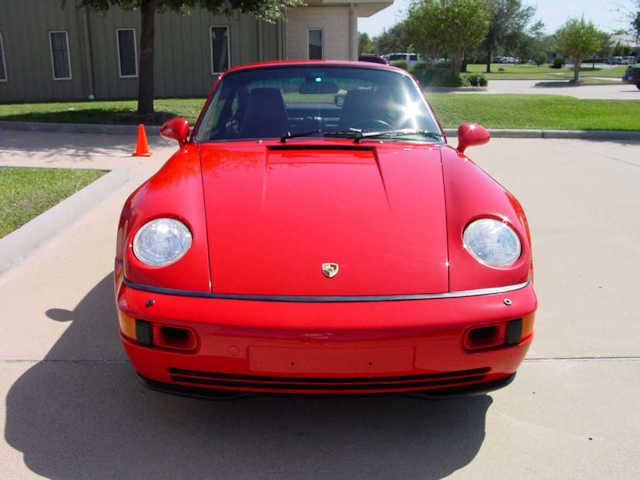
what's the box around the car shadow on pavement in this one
[6,273,492,480]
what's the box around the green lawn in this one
[0,99,205,125]
[428,94,640,131]
[0,167,106,238]
[465,63,628,80]
[1,92,639,132]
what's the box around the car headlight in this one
[463,218,521,267]
[132,218,192,266]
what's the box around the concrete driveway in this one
[451,79,640,100]
[1,130,639,479]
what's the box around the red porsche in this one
[114,61,536,398]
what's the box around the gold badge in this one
[321,263,339,278]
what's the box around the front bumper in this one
[116,280,536,395]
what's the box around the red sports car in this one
[114,60,536,398]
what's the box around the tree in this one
[406,0,490,73]
[482,0,535,72]
[554,18,604,82]
[503,19,546,64]
[372,21,412,55]
[633,1,640,43]
[75,0,301,116]
[358,33,374,54]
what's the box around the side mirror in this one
[160,117,190,146]
[456,123,490,154]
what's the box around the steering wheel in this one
[350,119,391,131]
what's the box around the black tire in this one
[636,84,640,90]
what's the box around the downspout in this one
[349,3,356,61]
[257,20,264,61]
[82,7,95,99]
[278,10,287,60]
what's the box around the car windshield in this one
[193,65,442,143]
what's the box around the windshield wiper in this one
[356,129,444,143]
[280,128,363,143]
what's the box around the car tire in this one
[636,84,640,90]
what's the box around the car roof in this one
[221,60,409,77]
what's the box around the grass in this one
[0,99,205,125]
[1,90,639,132]
[0,167,106,238]
[465,63,628,80]
[428,94,640,131]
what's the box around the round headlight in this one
[463,218,521,267]
[132,218,192,266]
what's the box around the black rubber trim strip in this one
[167,367,490,384]
[267,145,374,151]
[123,278,529,303]
[138,373,515,399]
[169,374,487,391]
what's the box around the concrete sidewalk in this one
[1,132,639,479]
[447,78,640,100]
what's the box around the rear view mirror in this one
[456,123,490,154]
[160,117,190,146]
[299,77,339,94]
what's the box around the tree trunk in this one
[486,48,492,73]
[138,0,156,115]
[573,60,580,83]
[452,53,463,74]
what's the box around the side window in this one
[308,29,322,60]
[0,32,7,81]
[49,31,72,80]
[210,26,230,74]
[117,29,138,78]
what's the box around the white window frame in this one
[116,28,138,78]
[49,30,72,81]
[307,28,323,60]
[0,32,7,82]
[209,25,231,75]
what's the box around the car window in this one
[194,66,442,143]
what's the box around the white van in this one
[383,53,423,67]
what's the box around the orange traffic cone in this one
[132,124,151,157]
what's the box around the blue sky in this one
[358,0,636,38]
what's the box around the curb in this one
[0,168,129,278]
[443,128,640,141]
[0,121,162,136]
[424,87,489,93]
[1,120,638,141]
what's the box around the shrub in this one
[411,61,428,74]
[391,60,409,71]
[412,63,464,87]
[466,74,488,87]
[550,57,565,69]
[533,52,547,66]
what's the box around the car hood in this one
[199,141,449,296]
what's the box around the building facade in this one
[0,0,391,102]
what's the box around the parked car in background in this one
[622,56,637,65]
[494,56,520,64]
[358,53,388,65]
[622,64,640,89]
[383,53,423,67]
[114,60,537,398]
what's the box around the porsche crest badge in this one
[321,262,339,278]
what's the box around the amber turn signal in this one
[117,309,136,340]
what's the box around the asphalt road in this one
[1,130,639,479]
